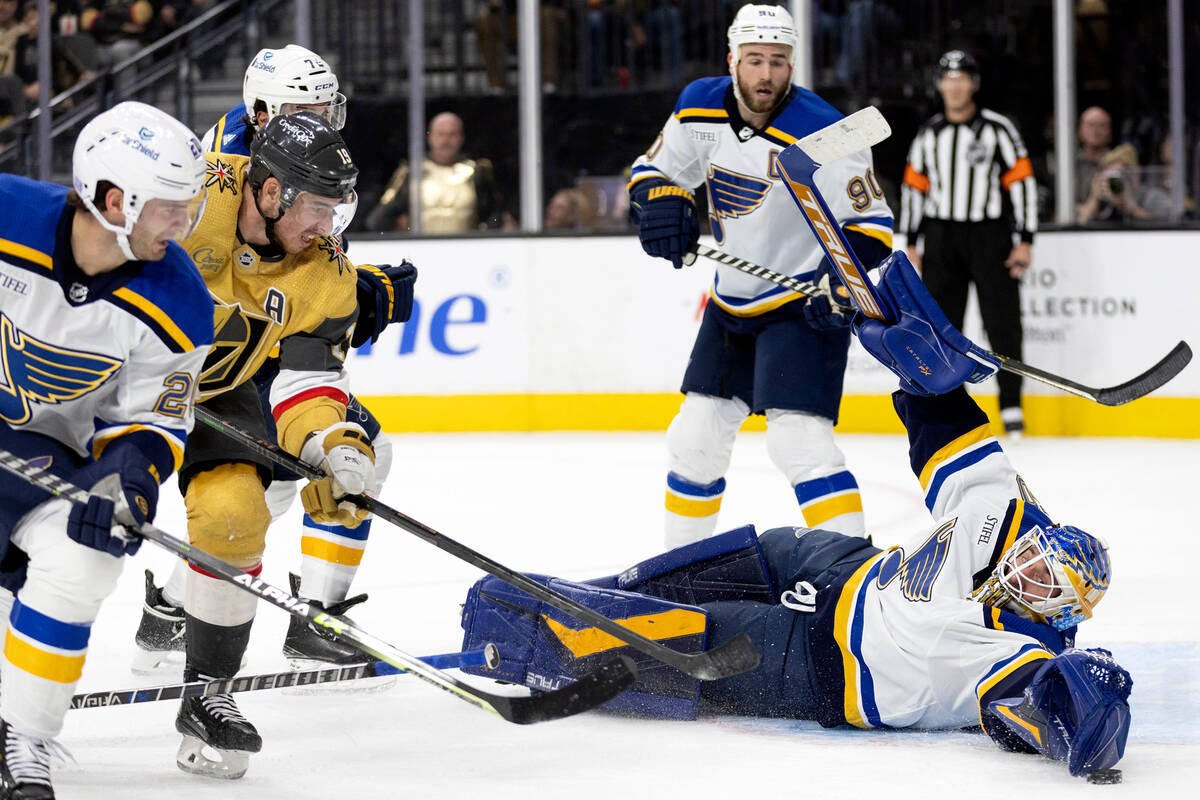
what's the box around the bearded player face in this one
[730,43,792,116]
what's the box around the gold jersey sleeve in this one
[181,154,359,402]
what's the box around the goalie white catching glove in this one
[299,422,376,528]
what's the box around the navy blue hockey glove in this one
[803,263,854,330]
[853,251,999,395]
[351,261,418,348]
[66,445,159,557]
[630,181,699,269]
[988,648,1132,776]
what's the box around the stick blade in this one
[496,656,637,724]
[1093,340,1192,406]
[680,633,760,681]
[795,106,892,165]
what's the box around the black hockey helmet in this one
[248,110,357,210]
[937,49,979,78]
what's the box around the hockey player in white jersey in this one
[135,43,417,676]
[629,4,894,548]
[0,102,212,799]
[460,252,1131,778]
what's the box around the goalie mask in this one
[972,525,1111,631]
[248,111,358,240]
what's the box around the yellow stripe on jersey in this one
[92,425,182,474]
[708,287,805,317]
[674,107,728,121]
[665,491,723,519]
[844,223,894,249]
[988,606,1006,630]
[996,500,1026,561]
[212,114,229,153]
[802,492,864,527]
[975,647,1053,729]
[0,237,53,270]
[301,535,366,567]
[763,126,798,145]
[541,608,707,659]
[112,287,197,352]
[917,423,994,491]
[833,552,886,728]
[4,631,86,684]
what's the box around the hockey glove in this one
[853,251,999,395]
[803,264,854,330]
[987,648,1132,776]
[299,422,376,528]
[351,261,418,348]
[66,444,159,557]
[630,180,700,269]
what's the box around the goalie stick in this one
[0,448,634,725]
[71,645,500,709]
[768,106,1191,406]
[195,407,761,681]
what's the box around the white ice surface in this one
[46,432,1200,798]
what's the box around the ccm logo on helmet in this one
[313,82,335,91]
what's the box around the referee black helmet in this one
[938,50,979,78]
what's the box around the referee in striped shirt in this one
[900,50,1037,436]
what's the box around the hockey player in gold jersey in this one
[169,111,372,780]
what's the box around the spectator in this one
[0,0,28,119]
[642,0,682,87]
[13,1,95,105]
[475,0,567,93]
[1074,105,1112,215]
[366,111,515,233]
[543,187,593,230]
[80,0,153,68]
[1136,135,1192,221]
[900,50,1036,438]
[1077,143,1151,224]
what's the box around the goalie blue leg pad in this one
[461,574,704,719]
[590,524,776,605]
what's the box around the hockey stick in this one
[770,107,1191,406]
[0,448,634,724]
[195,407,760,681]
[71,645,500,709]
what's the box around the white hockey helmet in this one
[242,44,347,131]
[727,3,799,69]
[72,101,207,260]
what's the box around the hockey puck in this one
[1086,768,1123,784]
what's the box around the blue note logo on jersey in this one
[706,165,772,244]
[0,314,122,424]
[875,519,955,602]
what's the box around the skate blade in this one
[130,647,185,676]
[280,658,398,695]
[176,734,251,780]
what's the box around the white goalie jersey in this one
[629,76,893,316]
[810,391,1072,730]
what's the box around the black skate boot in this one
[131,569,185,674]
[281,574,395,693]
[175,687,262,780]
[0,719,56,800]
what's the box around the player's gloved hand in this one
[631,181,699,268]
[350,261,418,348]
[66,445,158,557]
[300,422,376,528]
[803,266,854,330]
[853,251,999,395]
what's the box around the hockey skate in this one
[131,569,186,674]
[0,719,59,800]
[175,692,262,780]
[281,574,396,694]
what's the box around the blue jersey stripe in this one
[10,599,91,651]
[924,442,1004,510]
